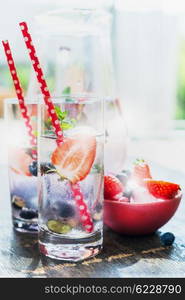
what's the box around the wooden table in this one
[0,162,185,278]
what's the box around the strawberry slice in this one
[132,159,152,186]
[104,175,124,200]
[9,147,32,176]
[146,180,180,200]
[51,134,96,184]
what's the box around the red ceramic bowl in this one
[104,192,182,235]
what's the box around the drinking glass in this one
[30,8,127,174]
[38,95,104,261]
[5,98,38,233]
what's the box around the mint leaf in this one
[61,122,74,130]
[62,86,71,95]
[53,105,77,130]
[44,118,52,130]
[54,106,68,121]
[60,111,68,119]
[33,130,38,137]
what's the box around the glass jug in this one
[28,8,127,174]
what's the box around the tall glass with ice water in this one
[38,95,104,261]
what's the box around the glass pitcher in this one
[28,8,127,174]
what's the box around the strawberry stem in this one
[134,158,145,165]
[46,169,68,181]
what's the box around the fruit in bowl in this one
[104,160,182,235]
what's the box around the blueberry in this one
[20,208,38,219]
[95,203,103,213]
[59,203,75,218]
[40,162,56,175]
[29,161,38,176]
[52,202,75,218]
[161,232,175,246]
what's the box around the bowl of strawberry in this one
[104,160,182,235]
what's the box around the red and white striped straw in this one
[19,22,63,145]
[19,21,94,233]
[2,40,37,159]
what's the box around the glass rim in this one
[36,8,111,19]
[4,95,112,105]
[4,97,38,104]
[38,94,103,104]
[35,8,112,36]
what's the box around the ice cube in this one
[132,186,157,203]
[66,126,97,137]
[10,171,37,209]
[43,174,73,205]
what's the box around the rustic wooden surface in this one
[0,163,185,278]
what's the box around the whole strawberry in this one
[146,180,180,200]
[133,159,152,186]
[104,175,124,200]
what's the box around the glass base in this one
[13,218,38,234]
[39,227,103,262]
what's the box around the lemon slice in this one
[47,220,72,234]
[12,196,25,208]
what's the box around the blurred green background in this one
[176,40,185,120]
[1,42,185,121]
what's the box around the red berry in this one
[9,147,32,176]
[146,180,180,200]
[51,134,96,184]
[39,244,48,255]
[132,159,152,186]
[104,175,124,200]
